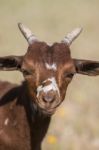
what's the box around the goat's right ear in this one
[0,56,23,71]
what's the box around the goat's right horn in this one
[62,27,83,46]
[18,23,38,45]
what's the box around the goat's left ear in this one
[0,56,23,71]
[73,59,99,76]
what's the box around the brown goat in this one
[0,23,99,150]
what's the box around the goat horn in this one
[62,27,83,46]
[18,23,38,44]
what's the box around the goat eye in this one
[22,69,32,76]
[64,73,74,78]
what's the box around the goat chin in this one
[37,105,56,116]
[41,108,56,116]
[30,100,56,116]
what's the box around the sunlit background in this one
[0,0,99,149]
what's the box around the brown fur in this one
[0,41,99,150]
[0,81,51,150]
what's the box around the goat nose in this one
[43,94,55,103]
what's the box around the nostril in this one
[43,95,55,103]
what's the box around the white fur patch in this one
[45,63,57,71]
[37,77,60,97]
[4,118,9,126]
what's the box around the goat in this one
[0,23,99,150]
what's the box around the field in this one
[0,0,99,149]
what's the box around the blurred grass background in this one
[0,0,99,149]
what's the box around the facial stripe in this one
[45,63,57,71]
[37,77,60,97]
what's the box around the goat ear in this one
[73,59,99,76]
[0,56,23,71]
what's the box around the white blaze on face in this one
[45,63,57,71]
[37,77,60,98]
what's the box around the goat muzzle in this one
[42,92,55,103]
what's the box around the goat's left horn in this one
[62,27,83,46]
[18,23,38,45]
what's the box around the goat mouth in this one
[37,102,61,116]
[35,97,61,115]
